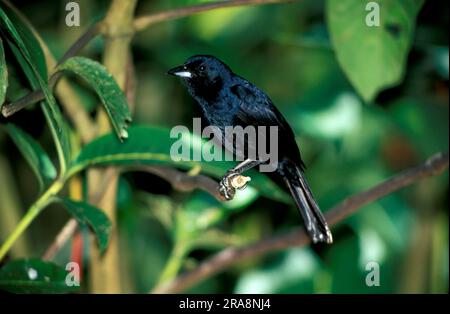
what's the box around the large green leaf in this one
[0,258,79,293]
[59,198,112,254]
[4,124,57,190]
[0,37,7,106]
[0,2,70,173]
[326,0,424,102]
[56,57,132,141]
[69,126,289,203]
[0,2,47,79]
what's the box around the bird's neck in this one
[188,77,225,104]
[192,87,235,128]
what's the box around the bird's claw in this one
[218,171,238,200]
[219,182,235,200]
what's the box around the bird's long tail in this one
[281,162,333,244]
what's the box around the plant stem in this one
[0,154,30,258]
[0,179,64,261]
[88,0,137,294]
[156,242,189,287]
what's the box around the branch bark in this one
[151,152,449,293]
[41,219,77,260]
[126,165,227,201]
[134,0,296,31]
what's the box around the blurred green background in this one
[0,0,448,293]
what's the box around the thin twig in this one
[125,53,137,114]
[126,165,226,201]
[57,21,103,67]
[151,152,449,293]
[133,0,296,31]
[42,219,78,260]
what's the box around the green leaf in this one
[326,0,424,102]
[4,124,57,190]
[0,37,7,106]
[56,57,132,141]
[0,258,78,293]
[59,198,112,254]
[0,2,47,79]
[0,2,71,174]
[69,126,289,203]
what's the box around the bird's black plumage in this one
[168,55,332,244]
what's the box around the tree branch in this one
[133,0,296,31]
[41,218,78,260]
[125,165,227,201]
[58,21,104,67]
[1,0,297,116]
[151,151,449,293]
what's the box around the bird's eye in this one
[199,65,205,72]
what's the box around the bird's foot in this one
[308,224,333,244]
[218,171,251,201]
[219,171,237,200]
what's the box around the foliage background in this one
[0,0,448,293]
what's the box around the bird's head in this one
[168,55,233,99]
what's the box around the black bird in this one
[168,55,332,244]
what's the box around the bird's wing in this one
[229,83,304,168]
[230,83,290,131]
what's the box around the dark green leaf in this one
[70,126,289,203]
[56,56,132,141]
[0,2,70,173]
[0,37,7,106]
[326,0,424,102]
[0,2,47,79]
[4,124,56,190]
[60,197,112,254]
[0,258,79,293]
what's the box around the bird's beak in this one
[167,65,192,78]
